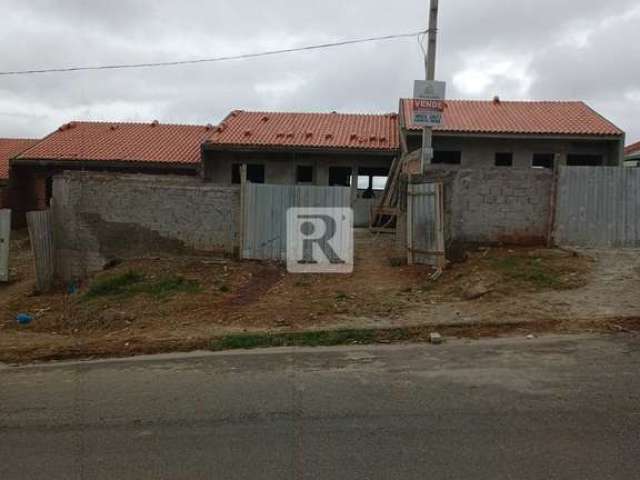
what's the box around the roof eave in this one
[403,129,624,141]
[202,143,398,156]
[11,158,200,171]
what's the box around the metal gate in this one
[0,209,10,282]
[554,166,640,247]
[241,183,351,261]
[407,182,446,267]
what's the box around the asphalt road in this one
[1,334,640,479]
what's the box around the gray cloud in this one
[0,0,638,142]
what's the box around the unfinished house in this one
[201,110,399,226]
[0,138,39,210]
[399,98,625,169]
[394,98,626,247]
[9,121,215,224]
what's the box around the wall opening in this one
[433,150,462,165]
[532,153,555,169]
[495,152,513,167]
[296,165,314,184]
[232,164,265,184]
[328,167,352,187]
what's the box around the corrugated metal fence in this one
[407,182,445,267]
[554,166,640,247]
[242,183,351,261]
[0,209,10,282]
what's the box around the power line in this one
[0,29,427,76]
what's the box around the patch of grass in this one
[140,276,201,299]
[85,271,144,298]
[84,271,200,300]
[335,291,349,302]
[211,328,378,351]
[491,256,564,289]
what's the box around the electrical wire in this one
[0,29,428,76]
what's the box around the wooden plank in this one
[27,210,55,292]
[0,209,10,282]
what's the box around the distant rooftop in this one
[0,138,39,180]
[625,141,640,157]
[16,121,216,166]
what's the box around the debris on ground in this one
[463,282,494,300]
[430,332,444,345]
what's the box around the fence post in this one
[238,165,248,259]
[0,209,10,282]
[26,210,55,292]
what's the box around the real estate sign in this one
[412,80,446,127]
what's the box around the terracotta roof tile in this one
[624,141,640,156]
[0,138,39,180]
[206,111,399,152]
[16,121,216,167]
[400,99,624,137]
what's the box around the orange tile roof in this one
[625,141,640,156]
[400,99,624,137]
[205,110,399,152]
[0,138,39,180]
[16,121,216,167]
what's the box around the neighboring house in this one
[0,138,39,209]
[202,110,400,226]
[399,98,625,171]
[624,141,640,167]
[9,121,215,221]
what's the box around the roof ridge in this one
[401,98,586,104]
[64,120,214,129]
[0,137,39,142]
[229,110,397,117]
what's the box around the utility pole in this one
[421,0,439,173]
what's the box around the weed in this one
[84,272,200,300]
[141,276,200,298]
[85,271,144,298]
[335,291,349,301]
[491,256,564,289]
[211,328,379,351]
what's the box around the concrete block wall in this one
[449,168,553,244]
[53,172,240,281]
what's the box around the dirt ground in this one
[1,229,639,363]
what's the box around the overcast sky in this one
[0,0,638,142]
